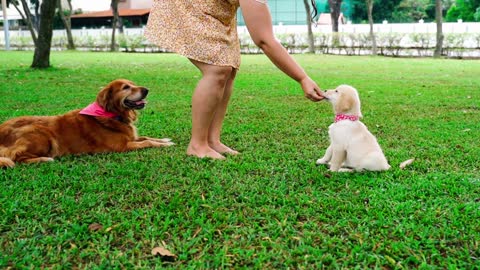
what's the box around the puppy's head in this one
[322,85,362,117]
[96,79,149,117]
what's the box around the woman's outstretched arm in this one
[239,0,324,102]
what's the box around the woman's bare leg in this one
[208,68,239,155]
[187,59,234,159]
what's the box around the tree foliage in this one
[349,0,478,23]
[445,0,480,21]
[352,0,402,23]
[392,0,432,22]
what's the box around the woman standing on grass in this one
[145,0,324,159]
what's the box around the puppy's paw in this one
[316,158,329,165]
[337,168,354,173]
[160,138,172,143]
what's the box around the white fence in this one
[271,21,480,34]
[1,22,480,57]
[3,21,479,38]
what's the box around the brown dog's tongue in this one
[135,100,147,105]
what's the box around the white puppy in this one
[316,85,390,172]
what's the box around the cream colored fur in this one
[316,85,390,172]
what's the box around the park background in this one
[1,0,479,268]
[2,0,480,58]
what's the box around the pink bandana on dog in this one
[79,102,118,118]
[335,114,359,123]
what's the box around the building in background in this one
[2,0,355,29]
[237,0,353,26]
[64,0,357,29]
[0,4,24,29]
[117,0,151,9]
[71,0,152,28]
[71,9,150,29]
[71,0,111,12]
[238,0,309,26]
[71,0,152,12]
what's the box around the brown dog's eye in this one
[122,85,130,91]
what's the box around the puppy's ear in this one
[335,92,354,114]
[97,86,113,112]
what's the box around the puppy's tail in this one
[399,158,415,169]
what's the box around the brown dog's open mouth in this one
[124,99,147,109]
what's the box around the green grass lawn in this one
[0,51,479,269]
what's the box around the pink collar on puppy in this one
[80,102,118,118]
[335,114,359,123]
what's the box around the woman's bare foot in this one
[187,144,225,160]
[209,142,239,155]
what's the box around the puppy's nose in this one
[141,88,149,96]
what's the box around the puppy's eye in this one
[335,90,338,93]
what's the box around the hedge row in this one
[2,32,479,57]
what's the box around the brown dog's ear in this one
[335,92,354,114]
[96,86,113,112]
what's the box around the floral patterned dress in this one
[145,0,242,69]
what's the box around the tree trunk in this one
[31,0,57,68]
[33,0,40,31]
[118,13,124,34]
[303,0,315,53]
[111,0,119,52]
[366,0,377,55]
[2,0,10,50]
[328,0,342,33]
[14,0,38,45]
[433,0,443,58]
[58,0,75,50]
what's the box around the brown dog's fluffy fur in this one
[0,79,173,168]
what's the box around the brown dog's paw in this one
[24,157,55,164]
[164,141,175,147]
[0,157,15,168]
[150,140,175,147]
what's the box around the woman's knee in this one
[205,66,234,85]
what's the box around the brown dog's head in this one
[322,85,362,117]
[96,79,149,121]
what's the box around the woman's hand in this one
[300,77,324,102]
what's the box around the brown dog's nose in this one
[141,88,149,96]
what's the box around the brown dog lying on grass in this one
[0,79,173,168]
